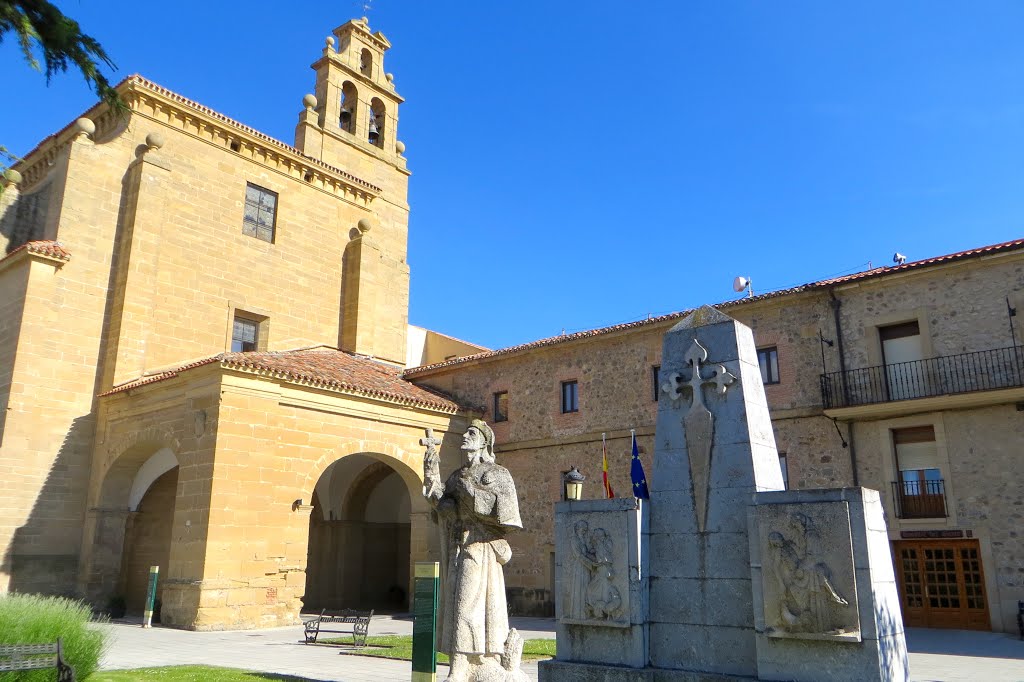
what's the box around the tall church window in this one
[368,98,385,148]
[340,81,358,133]
[243,183,277,243]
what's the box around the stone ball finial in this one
[3,169,22,187]
[385,73,395,83]
[145,132,165,151]
[72,117,96,139]
[303,93,317,110]
[395,140,406,155]
[325,36,335,48]
[357,218,374,234]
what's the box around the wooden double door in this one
[894,540,990,630]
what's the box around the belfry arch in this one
[303,450,425,612]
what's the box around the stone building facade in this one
[408,242,1024,634]
[2,17,1022,635]
[0,19,481,630]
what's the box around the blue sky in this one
[3,2,1023,350]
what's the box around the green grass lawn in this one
[89,666,317,682]
[322,634,556,664]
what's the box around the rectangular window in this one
[493,391,508,423]
[243,183,277,243]
[232,316,259,352]
[652,365,661,402]
[757,347,780,384]
[778,452,789,490]
[561,380,578,414]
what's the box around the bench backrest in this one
[0,642,59,671]
[320,609,373,622]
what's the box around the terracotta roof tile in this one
[0,240,71,266]
[100,347,465,412]
[404,237,1024,376]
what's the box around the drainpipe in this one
[829,290,859,486]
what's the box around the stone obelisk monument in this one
[541,306,909,681]
[647,306,785,676]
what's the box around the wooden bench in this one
[0,638,76,681]
[303,609,373,646]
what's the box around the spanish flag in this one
[602,432,615,498]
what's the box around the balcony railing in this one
[821,345,1024,409]
[891,479,948,519]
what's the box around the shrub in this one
[0,593,109,681]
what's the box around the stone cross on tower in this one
[661,339,737,532]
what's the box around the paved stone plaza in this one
[97,616,1024,682]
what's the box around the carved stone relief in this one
[560,512,630,627]
[757,502,860,641]
[661,339,737,532]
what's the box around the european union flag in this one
[630,432,650,499]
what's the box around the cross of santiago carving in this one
[661,340,737,409]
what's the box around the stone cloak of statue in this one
[422,420,528,682]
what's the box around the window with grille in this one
[243,184,277,243]
[232,317,259,352]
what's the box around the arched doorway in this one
[82,445,179,611]
[305,454,412,612]
[120,464,178,615]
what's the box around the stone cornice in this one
[334,19,392,52]
[13,75,383,205]
[121,77,381,204]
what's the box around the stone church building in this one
[2,18,1023,634]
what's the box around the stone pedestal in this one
[550,498,648,669]
[540,307,909,682]
[749,488,909,681]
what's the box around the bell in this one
[368,120,380,144]
[339,109,352,129]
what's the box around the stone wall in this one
[415,250,1024,629]
[1,65,414,600]
[91,366,463,630]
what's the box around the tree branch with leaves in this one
[1,0,123,181]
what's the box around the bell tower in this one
[295,18,407,178]
[294,18,411,367]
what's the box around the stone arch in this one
[82,430,181,606]
[301,439,426,513]
[302,442,422,612]
[368,97,386,148]
[341,461,401,520]
[97,428,180,509]
[359,48,373,77]
[340,80,358,133]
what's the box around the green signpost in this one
[411,561,439,682]
[142,565,159,628]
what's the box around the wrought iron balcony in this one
[891,479,947,519]
[820,345,1024,409]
